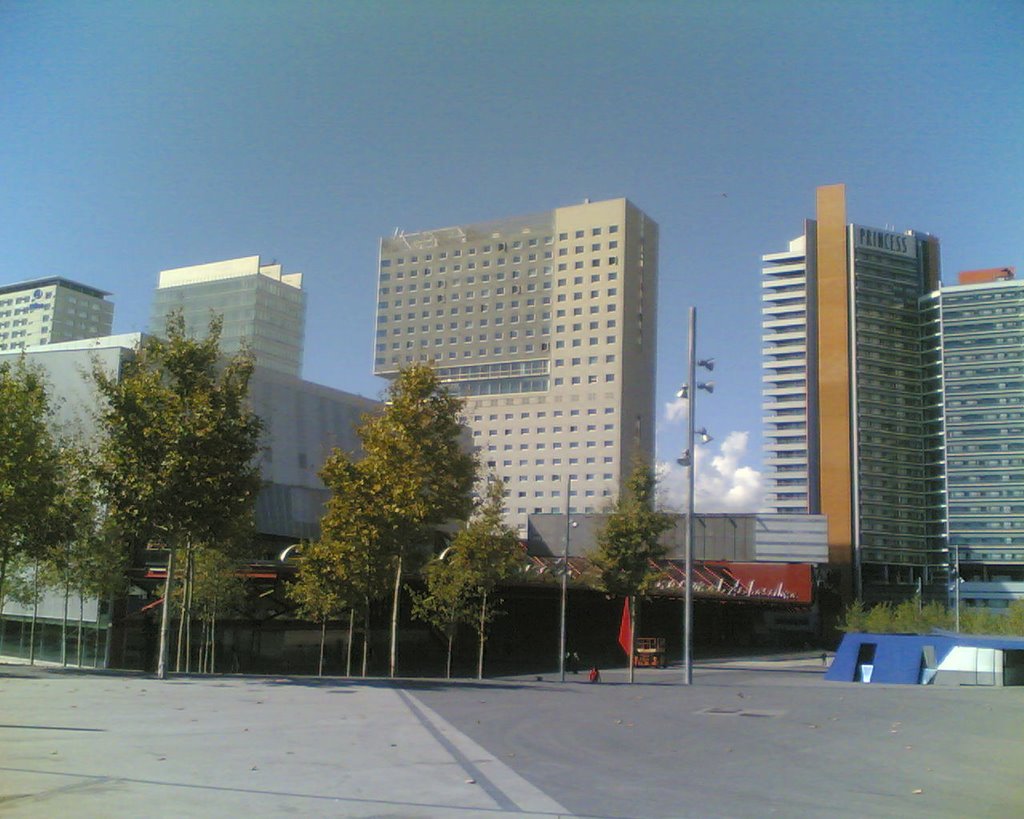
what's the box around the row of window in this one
[484,455,616,469]
[475,422,616,437]
[382,263,550,280]
[383,226,619,265]
[474,407,615,422]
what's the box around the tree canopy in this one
[591,460,674,599]
[590,459,674,682]
[413,474,522,677]
[91,313,263,554]
[0,359,60,612]
[91,313,263,677]
[316,363,477,676]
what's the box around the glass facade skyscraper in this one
[150,255,306,377]
[923,276,1024,608]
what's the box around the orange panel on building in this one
[814,184,853,570]
[958,267,1015,285]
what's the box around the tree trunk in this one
[175,548,187,673]
[61,576,70,667]
[28,560,39,665]
[361,598,370,677]
[77,595,84,667]
[389,556,402,678]
[157,546,176,679]
[0,554,8,658]
[185,546,195,673]
[446,633,453,680]
[477,592,487,680]
[345,608,354,677]
[102,617,110,669]
[318,618,326,677]
[210,605,217,674]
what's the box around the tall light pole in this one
[953,544,961,633]
[677,307,714,686]
[559,474,572,682]
[941,544,961,633]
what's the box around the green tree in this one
[1002,600,1024,636]
[410,555,475,678]
[840,599,954,634]
[590,459,674,682]
[92,313,263,679]
[187,545,247,674]
[287,538,353,676]
[317,450,396,676]
[353,364,476,678]
[449,475,522,679]
[38,442,125,666]
[0,359,60,649]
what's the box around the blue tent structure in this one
[826,631,1024,686]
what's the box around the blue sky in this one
[3,1,1022,510]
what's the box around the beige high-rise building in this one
[0,277,114,352]
[374,198,658,534]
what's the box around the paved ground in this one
[1,658,1022,818]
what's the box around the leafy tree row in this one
[1,315,262,675]
[841,597,1024,637]
[1,361,126,666]
[5,320,678,681]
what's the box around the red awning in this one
[523,556,814,605]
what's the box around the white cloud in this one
[656,430,763,513]
[663,395,688,424]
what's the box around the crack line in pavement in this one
[0,724,105,732]
[396,688,521,813]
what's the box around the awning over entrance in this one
[522,556,814,605]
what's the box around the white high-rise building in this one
[150,255,306,377]
[0,277,113,352]
[374,198,658,534]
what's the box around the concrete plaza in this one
[1,658,1022,818]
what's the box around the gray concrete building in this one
[0,333,375,546]
[526,512,828,565]
[0,334,377,665]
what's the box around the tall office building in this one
[0,277,113,352]
[150,255,306,376]
[374,198,658,535]
[923,270,1024,609]
[761,185,941,602]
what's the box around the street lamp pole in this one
[942,544,962,633]
[954,544,961,633]
[559,474,572,682]
[683,307,697,686]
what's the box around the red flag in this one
[617,598,632,658]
